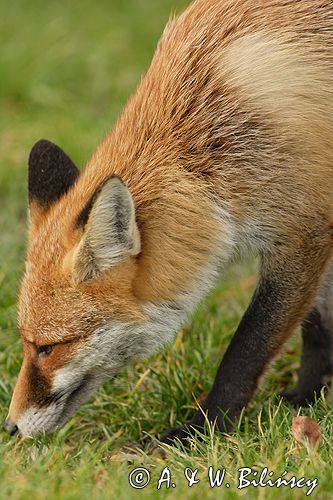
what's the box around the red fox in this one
[3,0,333,443]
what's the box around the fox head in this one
[4,140,179,437]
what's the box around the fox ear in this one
[28,139,80,218]
[72,176,141,282]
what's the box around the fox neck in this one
[81,159,235,343]
[76,77,237,339]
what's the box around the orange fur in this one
[6,0,333,436]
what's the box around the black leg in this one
[160,234,333,446]
[280,309,332,406]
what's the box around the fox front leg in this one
[160,226,333,446]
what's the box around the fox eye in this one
[36,344,54,358]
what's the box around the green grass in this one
[0,1,332,498]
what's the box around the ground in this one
[0,0,332,498]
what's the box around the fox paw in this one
[279,388,318,407]
[159,424,197,447]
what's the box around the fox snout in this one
[3,418,18,436]
[4,373,105,437]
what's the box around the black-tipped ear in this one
[28,139,80,209]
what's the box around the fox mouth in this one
[54,373,105,430]
[16,373,105,437]
[66,374,95,406]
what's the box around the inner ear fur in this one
[71,176,141,283]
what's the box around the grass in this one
[0,0,332,498]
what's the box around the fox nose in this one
[3,418,18,436]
